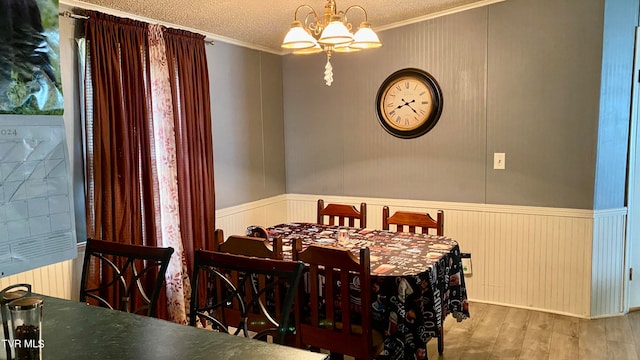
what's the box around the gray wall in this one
[486,0,605,208]
[208,42,286,209]
[283,0,620,210]
[52,0,639,213]
[284,9,487,204]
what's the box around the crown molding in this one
[59,0,283,55]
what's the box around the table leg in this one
[437,325,444,355]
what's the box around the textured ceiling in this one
[65,0,504,54]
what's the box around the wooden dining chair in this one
[317,199,367,228]
[292,241,384,359]
[382,206,446,354]
[382,206,444,235]
[209,229,290,340]
[214,228,283,260]
[79,238,174,317]
[189,249,304,345]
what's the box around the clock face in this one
[375,68,443,139]
[379,76,434,131]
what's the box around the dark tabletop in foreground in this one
[35,295,328,360]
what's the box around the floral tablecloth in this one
[262,223,470,360]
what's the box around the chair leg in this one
[437,325,444,355]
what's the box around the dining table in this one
[261,222,470,360]
[0,294,329,360]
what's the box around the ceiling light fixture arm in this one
[293,5,323,35]
[343,5,369,30]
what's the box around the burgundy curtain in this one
[163,28,216,277]
[84,11,158,247]
[82,12,215,320]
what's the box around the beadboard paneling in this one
[218,193,612,317]
[286,194,598,318]
[0,195,616,317]
[215,195,289,237]
[591,209,627,317]
[0,259,75,299]
[4,194,624,318]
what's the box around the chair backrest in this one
[80,238,174,317]
[292,241,374,359]
[382,206,444,235]
[214,229,283,260]
[317,199,367,228]
[189,249,304,345]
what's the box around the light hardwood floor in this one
[422,302,640,360]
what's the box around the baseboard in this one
[468,299,590,319]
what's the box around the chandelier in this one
[281,0,382,86]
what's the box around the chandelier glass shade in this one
[281,0,382,86]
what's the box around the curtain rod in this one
[59,10,88,20]
[58,10,215,46]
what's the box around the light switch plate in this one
[494,153,505,170]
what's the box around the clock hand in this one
[404,99,418,114]
[396,98,412,110]
[400,98,414,108]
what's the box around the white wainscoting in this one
[213,194,627,318]
[0,258,76,300]
[591,208,627,317]
[1,194,626,318]
[215,195,289,237]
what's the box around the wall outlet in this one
[493,152,506,170]
[462,258,472,275]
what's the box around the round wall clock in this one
[375,68,443,139]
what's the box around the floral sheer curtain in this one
[80,11,215,323]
